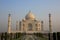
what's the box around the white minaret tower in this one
[8,14,11,33]
[49,14,53,40]
[49,13,52,33]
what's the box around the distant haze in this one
[0,0,60,32]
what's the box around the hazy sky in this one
[0,0,60,32]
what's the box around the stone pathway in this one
[16,35,40,40]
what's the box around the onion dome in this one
[25,11,35,20]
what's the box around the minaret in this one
[49,13,52,33]
[16,21,18,31]
[8,14,11,33]
[41,21,43,31]
[49,14,53,40]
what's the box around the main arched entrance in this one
[28,23,33,31]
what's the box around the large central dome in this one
[25,11,35,20]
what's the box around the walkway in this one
[15,35,40,40]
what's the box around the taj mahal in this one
[8,11,52,34]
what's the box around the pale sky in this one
[0,0,60,32]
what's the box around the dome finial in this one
[28,10,31,14]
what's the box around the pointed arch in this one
[28,23,33,31]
